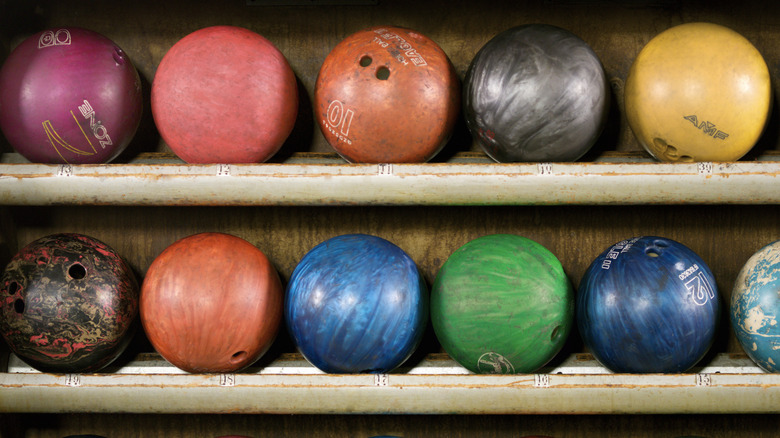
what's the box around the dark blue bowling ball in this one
[463,24,609,162]
[285,234,428,374]
[576,236,720,373]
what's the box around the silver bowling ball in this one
[464,24,609,162]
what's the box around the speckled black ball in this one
[0,233,138,373]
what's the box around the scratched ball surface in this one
[314,26,460,163]
[152,26,298,163]
[0,233,138,373]
[731,240,780,372]
[285,234,428,373]
[463,24,609,162]
[0,27,143,164]
[431,234,574,374]
[140,233,283,373]
[577,236,720,373]
[625,22,771,162]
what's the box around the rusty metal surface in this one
[0,153,777,206]
[1,352,777,414]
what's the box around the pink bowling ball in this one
[0,28,143,163]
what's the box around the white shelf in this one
[1,151,778,415]
[0,152,777,206]
[1,352,776,414]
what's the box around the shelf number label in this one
[696,373,712,387]
[697,162,713,175]
[64,374,81,387]
[57,164,73,177]
[374,374,389,387]
[377,163,393,176]
[217,164,231,176]
[534,374,550,388]
[537,163,553,175]
[219,374,236,387]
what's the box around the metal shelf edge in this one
[1,353,777,414]
[0,161,777,206]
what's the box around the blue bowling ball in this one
[285,234,428,374]
[731,240,780,372]
[577,236,720,373]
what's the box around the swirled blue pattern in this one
[285,234,428,374]
[576,236,720,373]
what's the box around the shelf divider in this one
[0,153,777,206]
[1,352,776,414]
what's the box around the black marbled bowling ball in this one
[464,24,609,162]
[0,233,138,373]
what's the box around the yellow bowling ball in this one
[625,22,771,162]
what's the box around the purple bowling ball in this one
[0,28,142,163]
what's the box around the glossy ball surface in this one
[0,28,142,163]
[152,26,298,163]
[140,233,283,373]
[0,233,138,373]
[315,26,460,163]
[731,240,780,372]
[577,236,720,373]
[285,234,428,373]
[431,234,573,374]
[625,22,771,162]
[463,24,609,162]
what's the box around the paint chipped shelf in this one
[0,151,777,206]
[0,351,777,414]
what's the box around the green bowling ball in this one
[431,234,574,374]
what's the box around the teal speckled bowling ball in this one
[731,240,780,372]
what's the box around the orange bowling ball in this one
[140,233,283,373]
[152,26,298,163]
[315,26,460,163]
[625,22,771,162]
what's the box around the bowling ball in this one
[315,26,460,163]
[731,240,780,372]
[0,233,138,373]
[140,233,283,373]
[463,24,609,163]
[625,22,771,162]
[577,236,720,373]
[0,28,143,163]
[431,234,573,374]
[285,234,428,373]
[152,26,298,163]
